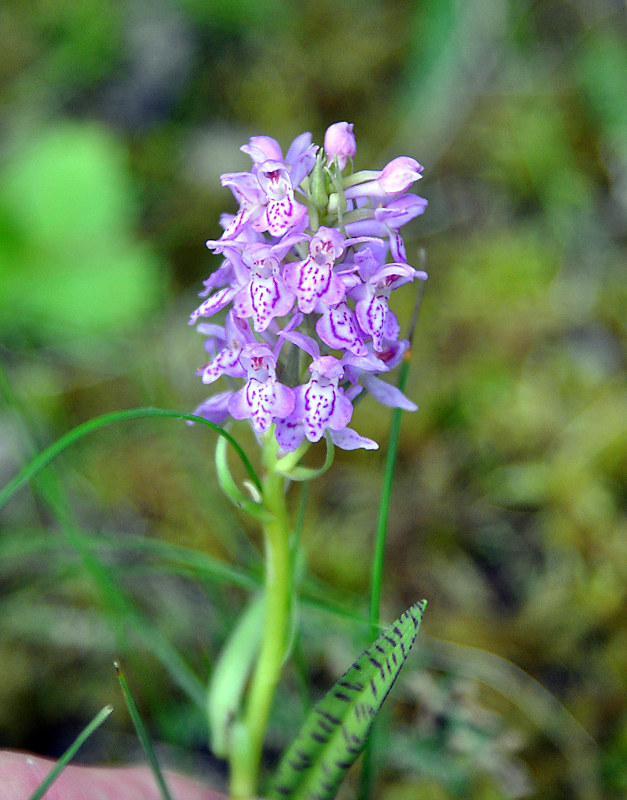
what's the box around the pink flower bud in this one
[377,157,423,194]
[324,122,356,170]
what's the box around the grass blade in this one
[115,662,174,800]
[0,406,261,512]
[268,600,426,800]
[27,705,113,800]
[361,275,426,799]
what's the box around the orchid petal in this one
[263,196,308,237]
[355,292,388,351]
[189,285,238,324]
[241,136,283,163]
[275,417,306,453]
[191,391,233,425]
[280,329,320,358]
[362,374,418,411]
[198,347,244,384]
[316,302,367,355]
[329,427,379,450]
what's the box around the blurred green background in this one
[0,1,625,798]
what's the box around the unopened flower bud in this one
[324,122,356,171]
[310,149,329,212]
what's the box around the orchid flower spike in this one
[189,123,428,452]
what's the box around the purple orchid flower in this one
[275,355,352,449]
[222,243,296,332]
[284,226,346,314]
[299,355,353,442]
[217,171,267,241]
[228,343,294,434]
[351,262,422,351]
[196,311,256,384]
[253,161,308,237]
[242,132,318,188]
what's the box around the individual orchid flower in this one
[188,245,252,325]
[228,343,294,434]
[196,311,256,384]
[217,171,267,241]
[284,226,346,314]
[351,262,423,351]
[297,355,353,442]
[253,160,308,237]
[226,243,296,332]
[275,355,353,449]
[242,132,318,188]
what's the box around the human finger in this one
[0,750,227,800]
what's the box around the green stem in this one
[230,432,292,799]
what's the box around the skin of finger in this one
[0,751,227,800]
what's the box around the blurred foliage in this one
[0,122,162,338]
[0,1,625,799]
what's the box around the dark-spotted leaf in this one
[268,600,427,800]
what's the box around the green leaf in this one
[208,593,264,758]
[268,600,427,800]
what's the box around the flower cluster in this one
[190,122,427,452]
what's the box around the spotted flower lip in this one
[190,123,428,452]
[284,226,347,314]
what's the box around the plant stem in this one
[230,433,292,799]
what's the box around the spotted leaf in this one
[268,600,426,800]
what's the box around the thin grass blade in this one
[27,705,113,800]
[0,407,261,511]
[115,662,174,800]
